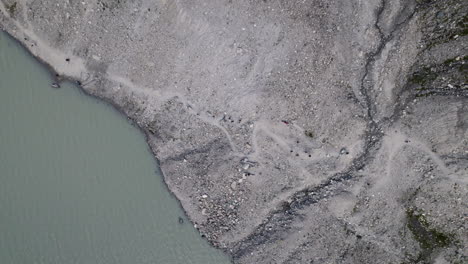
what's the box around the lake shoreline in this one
[2,0,466,261]
[0,28,234,263]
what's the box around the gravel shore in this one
[1,0,466,263]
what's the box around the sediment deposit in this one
[1,0,466,263]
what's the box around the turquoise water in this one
[0,32,230,264]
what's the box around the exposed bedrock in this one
[1,0,466,263]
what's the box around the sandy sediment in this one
[1,0,466,263]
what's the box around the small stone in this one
[340,148,349,155]
[435,11,445,19]
[231,182,237,190]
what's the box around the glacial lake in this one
[0,31,231,264]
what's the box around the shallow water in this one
[0,32,230,264]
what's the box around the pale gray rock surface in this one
[1,0,466,263]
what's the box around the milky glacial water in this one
[0,32,231,264]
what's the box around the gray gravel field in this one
[1,0,466,263]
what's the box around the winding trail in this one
[231,1,421,260]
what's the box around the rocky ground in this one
[1,0,466,263]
